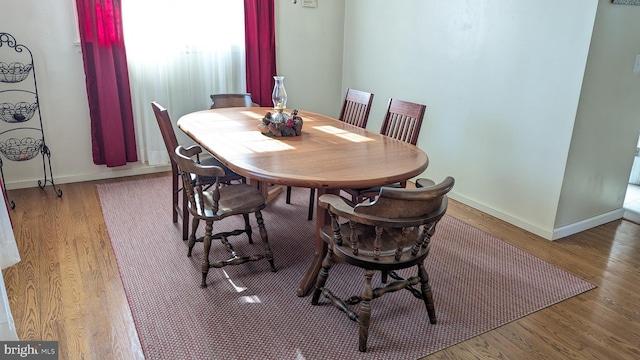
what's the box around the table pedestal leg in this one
[297,188,338,297]
[248,179,283,204]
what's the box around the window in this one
[121,0,246,165]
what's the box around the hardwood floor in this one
[2,172,639,359]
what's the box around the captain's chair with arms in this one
[174,145,276,288]
[312,176,454,352]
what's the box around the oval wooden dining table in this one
[178,107,429,296]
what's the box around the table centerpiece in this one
[258,103,303,137]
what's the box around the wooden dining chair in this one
[210,93,259,109]
[284,88,375,221]
[380,98,426,145]
[338,88,375,128]
[175,145,276,288]
[151,101,245,241]
[342,98,427,205]
[312,176,454,352]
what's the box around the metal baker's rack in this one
[0,32,61,208]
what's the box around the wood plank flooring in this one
[2,172,639,359]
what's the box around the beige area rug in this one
[96,176,596,360]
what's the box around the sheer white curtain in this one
[122,0,246,165]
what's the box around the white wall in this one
[556,0,640,233]
[342,0,598,239]
[274,0,345,115]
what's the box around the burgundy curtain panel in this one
[75,0,137,167]
[244,0,277,106]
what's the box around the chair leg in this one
[242,213,253,244]
[307,188,315,221]
[255,211,276,272]
[172,172,179,223]
[312,245,334,305]
[187,216,200,257]
[381,270,388,283]
[286,186,292,204]
[358,269,374,352]
[182,188,190,240]
[418,263,437,324]
[200,221,213,288]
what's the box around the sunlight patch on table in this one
[198,131,296,154]
[240,110,264,119]
[314,125,373,143]
[243,138,296,153]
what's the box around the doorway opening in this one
[623,135,640,223]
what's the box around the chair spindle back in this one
[338,88,374,128]
[380,98,426,145]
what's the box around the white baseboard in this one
[3,164,171,190]
[449,193,625,241]
[551,209,624,240]
[448,193,555,240]
[623,209,640,224]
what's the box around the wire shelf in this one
[0,136,43,161]
[0,62,33,83]
[0,101,38,123]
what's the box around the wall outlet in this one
[634,54,640,75]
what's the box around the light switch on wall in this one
[301,0,318,8]
[634,54,640,75]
